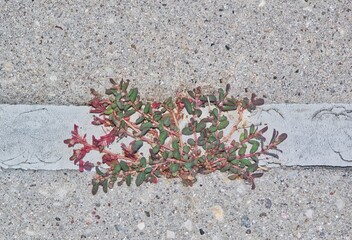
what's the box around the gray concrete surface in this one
[1,0,351,239]
[1,167,351,240]
[0,0,351,105]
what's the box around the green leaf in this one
[195,122,206,133]
[170,163,180,173]
[184,162,194,170]
[139,157,147,168]
[135,116,145,124]
[172,139,179,150]
[195,109,202,117]
[222,105,237,111]
[102,179,108,193]
[188,90,195,98]
[113,164,121,175]
[95,166,104,176]
[152,145,161,154]
[220,164,231,172]
[201,95,217,103]
[135,172,146,186]
[239,132,246,142]
[136,101,143,110]
[182,98,193,114]
[124,109,135,118]
[128,88,138,102]
[198,156,205,163]
[163,116,171,127]
[104,107,114,115]
[241,158,252,166]
[154,111,162,121]
[197,137,206,146]
[182,127,193,135]
[218,88,225,101]
[173,151,181,160]
[238,145,247,156]
[119,161,129,171]
[246,164,258,172]
[139,128,149,137]
[249,140,259,153]
[187,138,195,146]
[208,135,216,143]
[159,130,168,144]
[132,141,143,153]
[140,122,153,131]
[211,108,218,119]
[209,125,217,133]
[226,83,230,93]
[116,101,124,110]
[120,80,130,91]
[144,103,151,114]
[249,124,256,135]
[218,120,229,130]
[144,167,152,173]
[183,145,190,153]
[123,103,132,111]
[231,159,240,165]
[126,174,132,186]
[114,92,122,101]
[92,180,99,195]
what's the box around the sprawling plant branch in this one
[64,79,287,194]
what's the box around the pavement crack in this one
[18,107,48,115]
[312,106,352,120]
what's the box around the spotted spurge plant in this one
[64,79,287,195]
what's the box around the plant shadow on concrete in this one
[65,79,287,195]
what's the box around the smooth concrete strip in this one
[1,104,351,170]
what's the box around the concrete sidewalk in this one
[1,0,351,239]
[1,167,351,239]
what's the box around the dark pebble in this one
[199,229,205,235]
[241,215,251,228]
[246,229,251,234]
[265,198,272,209]
[55,217,60,221]
[145,211,150,217]
[259,212,267,217]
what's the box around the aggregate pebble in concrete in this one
[1,167,352,239]
[1,1,351,105]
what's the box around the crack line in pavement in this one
[311,106,352,120]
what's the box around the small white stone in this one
[335,198,345,211]
[166,230,175,239]
[305,209,314,219]
[182,219,193,231]
[49,75,58,82]
[3,62,14,72]
[137,222,145,230]
[211,205,224,221]
[258,0,266,8]
[107,18,115,24]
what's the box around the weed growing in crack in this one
[64,79,287,194]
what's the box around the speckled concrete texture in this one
[1,0,351,105]
[1,167,351,239]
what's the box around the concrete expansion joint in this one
[1,103,352,170]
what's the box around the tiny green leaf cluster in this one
[64,79,287,195]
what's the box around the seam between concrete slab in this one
[1,103,351,170]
